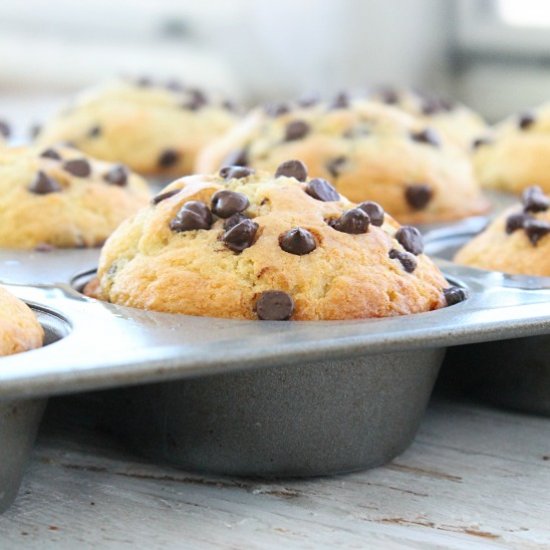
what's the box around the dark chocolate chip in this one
[275,159,308,181]
[136,76,153,87]
[223,213,248,231]
[522,185,550,213]
[222,99,237,112]
[279,227,317,255]
[326,156,347,178]
[330,92,350,110]
[377,87,399,105]
[265,102,290,117]
[211,190,250,218]
[505,212,531,234]
[151,189,181,205]
[165,79,185,92]
[305,178,339,202]
[444,286,467,306]
[410,128,440,147]
[219,165,255,180]
[518,112,535,130]
[103,164,128,186]
[284,120,310,141]
[40,148,62,160]
[63,158,91,177]
[0,120,11,138]
[255,290,294,321]
[405,184,433,210]
[330,208,370,234]
[389,248,417,273]
[28,171,62,195]
[471,137,492,150]
[170,201,213,232]
[296,93,320,108]
[395,226,424,255]
[87,125,101,138]
[222,218,258,252]
[222,149,248,167]
[524,219,550,246]
[182,89,208,111]
[357,201,385,226]
[158,149,180,168]
[421,97,454,115]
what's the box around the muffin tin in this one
[1,236,550,502]
[425,218,550,415]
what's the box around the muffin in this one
[0,145,150,248]
[89,160,465,320]
[455,185,550,276]
[0,285,43,355]
[367,87,487,151]
[473,104,550,195]
[196,95,488,225]
[35,78,239,177]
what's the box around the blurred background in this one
[2,0,550,127]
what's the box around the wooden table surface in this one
[0,395,549,549]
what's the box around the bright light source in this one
[499,0,550,27]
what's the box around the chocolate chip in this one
[219,166,255,180]
[223,213,248,231]
[421,97,454,115]
[305,178,339,202]
[265,102,290,117]
[389,249,417,273]
[330,208,370,234]
[296,93,320,108]
[405,184,433,210]
[87,125,101,138]
[222,149,248,167]
[358,201,385,226]
[158,149,180,169]
[279,227,317,255]
[211,190,250,218]
[255,291,294,321]
[410,128,440,147]
[524,219,550,246]
[0,120,10,138]
[136,76,152,87]
[395,226,423,255]
[222,99,237,112]
[182,89,208,111]
[471,137,492,150]
[522,186,549,213]
[63,158,91,177]
[151,189,181,205]
[377,87,399,105]
[330,92,349,110]
[28,171,62,194]
[505,212,531,234]
[40,148,62,160]
[170,201,213,232]
[165,79,185,92]
[518,112,535,130]
[444,286,467,306]
[284,120,310,141]
[326,156,347,178]
[222,218,258,252]
[103,164,128,186]
[275,159,308,181]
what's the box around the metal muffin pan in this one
[2,245,550,480]
[425,219,550,415]
[0,306,70,513]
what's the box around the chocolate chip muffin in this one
[0,285,43,355]
[196,96,488,225]
[89,160,464,320]
[473,105,550,195]
[455,186,550,275]
[367,87,487,151]
[35,78,239,177]
[0,145,150,248]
